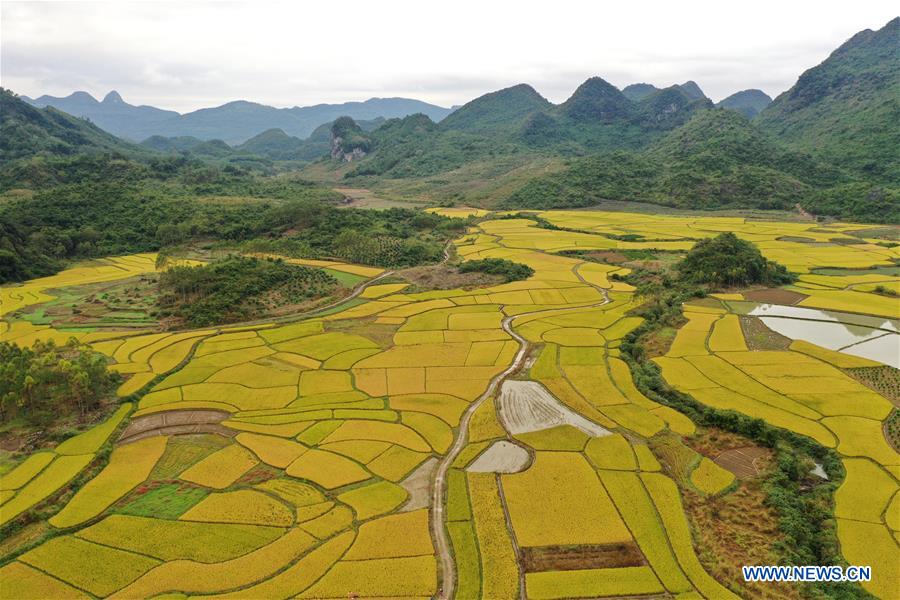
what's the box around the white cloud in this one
[1,0,896,112]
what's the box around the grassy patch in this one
[116,481,209,519]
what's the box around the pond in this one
[727,301,899,368]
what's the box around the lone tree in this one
[677,232,794,287]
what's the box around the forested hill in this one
[300,18,897,222]
[756,17,899,184]
[323,75,714,181]
[501,108,898,223]
[0,89,151,163]
[715,90,772,119]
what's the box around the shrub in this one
[459,258,534,282]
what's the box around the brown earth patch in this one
[743,288,807,305]
[678,428,791,597]
[1,399,123,455]
[520,542,645,572]
[118,410,232,445]
[713,447,771,479]
[582,251,628,264]
[399,456,438,512]
[740,316,792,351]
[397,263,504,291]
[333,187,428,210]
[643,324,682,359]
[236,464,280,485]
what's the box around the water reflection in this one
[730,301,898,333]
[727,302,899,368]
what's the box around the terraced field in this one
[1,211,897,598]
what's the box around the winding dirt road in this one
[430,270,611,599]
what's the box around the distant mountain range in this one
[21,79,775,149]
[4,17,896,223]
[327,75,719,180]
[21,92,454,144]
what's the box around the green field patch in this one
[117,482,209,519]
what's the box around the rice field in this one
[2,211,897,598]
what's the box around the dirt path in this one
[430,267,610,599]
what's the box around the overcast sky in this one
[2,1,896,113]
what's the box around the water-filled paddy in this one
[728,302,899,367]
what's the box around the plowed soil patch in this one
[743,288,807,305]
[521,542,644,572]
[713,446,770,479]
[497,380,610,437]
[119,410,232,444]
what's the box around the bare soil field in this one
[520,542,645,572]
[743,288,808,305]
[713,447,770,479]
[118,410,233,444]
[466,441,531,473]
[400,457,438,511]
[333,187,428,209]
[497,380,611,437]
[397,263,503,291]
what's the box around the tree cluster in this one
[157,255,338,327]
[677,232,795,288]
[0,339,121,426]
[459,258,535,282]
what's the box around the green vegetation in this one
[0,150,464,283]
[715,89,772,119]
[305,20,897,223]
[677,233,794,287]
[872,284,898,297]
[0,153,339,282]
[335,79,708,183]
[241,202,463,268]
[117,482,209,519]
[343,113,520,179]
[157,256,338,327]
[616,264,865,599]
[459,258,534,282]
[0,339,121,426]
[502,109,900,222]
[0,89,149,162]
[757,17,899,184]
[331,117,372,156]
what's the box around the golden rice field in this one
[1,210,897,598]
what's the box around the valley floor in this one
[1,209,897,599]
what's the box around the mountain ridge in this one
[757,17,899,183]
[24,92,454,144]
[716,89,773,118]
